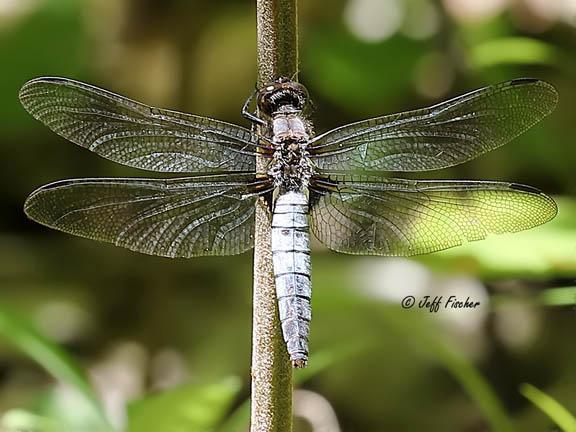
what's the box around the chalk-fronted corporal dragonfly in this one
[20,77,558,367]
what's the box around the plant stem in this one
[256,0,298,80]
[250,0,298,431]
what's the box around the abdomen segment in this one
[271,191,311,368]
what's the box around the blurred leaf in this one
[293,342,367,384]
[375,307,515,432]
[0,0,88,131]
[521,383,576,432]
[40,385,119,432]
[0,409,60,432]
[539,287,576,307]
[469,37,559,69]
[128,377,241,432]
[311,259,515,430]
[303,25,428,114]
[0,305,113,432]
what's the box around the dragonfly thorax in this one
[269,113,313,190]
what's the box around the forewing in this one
[309,79,557,172]
[309,176,557,256]
[19,77,259,173]
[24,174,270,257]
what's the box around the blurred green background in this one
[1,0,576,431]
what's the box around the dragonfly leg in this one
[242,89,267,127]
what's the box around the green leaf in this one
[539,287,576,307]
[128,376,241,432]
[0,409,61,432]
[469,37,559,68]
[521,383,576,432]
[0,305,113,432]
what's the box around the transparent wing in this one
[19,77,259,173]
[309,176,557,256]
[24,174,271,257]
[309,79,557,172]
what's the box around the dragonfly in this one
[20,76,558,367]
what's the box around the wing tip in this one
[20,76,66,93]
[23,183,54,222]
[19,76,87,109]
[508,77,559,111]
[23,195,36,221]
[23,179,82,222]
[23,192,46,225]
[19,77,62,114]
[510,182,558,223]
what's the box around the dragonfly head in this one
[257,78,309,116]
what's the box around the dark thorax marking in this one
[256,79,314,191]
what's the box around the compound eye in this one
[295,83,309,98]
